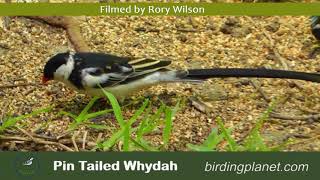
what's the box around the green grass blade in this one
[203,128,225,149]
[216,117,238,151]
[162,107,173,147]
[244,100,276,151]
[102,127,138,151]
[186,128,229,151]
[136,103,152,141]
[0,107,52,132]
[141,104,165,135]
[130,137,158,151]
[186,144,214,151]
[100,88,125,127]
[123,99,149,151]
[162,101,180,148]
[84,109,113,120]
[101,99,149,151]
[123,127,130,151]
[127,99,150,125]
[58,111,77,119]
[76,96,99,123]
[102,128,125,151]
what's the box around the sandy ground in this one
[0,16,319,151]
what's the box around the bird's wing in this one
[128,58,172,76]
[80,57,172,88]
[80,64,132,88]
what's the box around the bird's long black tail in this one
[183,68,320,83]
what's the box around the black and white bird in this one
[309,16,320,58]
[43,52,320,99]
[311,16,320,41]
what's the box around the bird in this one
[311,16,320,41]
[43,52,320,99]
[23,158,34,166]
[309,16,320,58]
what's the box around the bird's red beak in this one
[42,76,50,85]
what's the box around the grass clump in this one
[187,100,281,152]
[0,107,52,132]
[58,96,113,130]
[57,86,181,151]
[58,88,281,152]
[98,88,181,151]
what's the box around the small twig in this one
[0,82,40,89]
[298,106,320,114]
[58,138,96,147]
[89,133,103,151]
[176,28,198,32]
[16,127,75,151]
[257,26,289,70]
[288,134,320,147]
[270,113,320,121]
[0,135,74,151]
[90,132,103,151]
[82,131,88,150]
[189,96,213,114]
[39,139,74,152]
[56,130,72,139]
[147,29,160,33]
[16,126,35,140]
[249,79,271,102]
[246,17,303,89]
[272,49,289,70]
[117,141,123,151]
[8,141,16,151]
[32,134,58,141]
[248,17,288,69]
[134,27,146,32]
[71,131,80,151]
[0,136,32,141]
[46,145,57,151]
[96,132,103,144]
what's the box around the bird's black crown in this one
[43,52,69,80]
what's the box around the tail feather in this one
[182,68,320,83]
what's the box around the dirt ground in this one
[0,16,319,151]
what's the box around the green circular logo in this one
[14,155,39,177]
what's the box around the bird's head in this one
[42,52,70,84]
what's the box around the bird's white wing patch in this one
[81,73,109,87]
[81,68,108,87]
[82,67,99,73]
[81,68,128,87]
